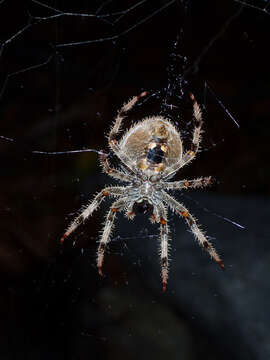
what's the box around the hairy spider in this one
[60,91,224,291]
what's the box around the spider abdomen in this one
[119,116,183,175]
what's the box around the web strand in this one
[233,0,270,14]
[55,0,176,48]
[181,193,246,230]
[204,82,240,129]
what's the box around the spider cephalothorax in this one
[61,91,224,292]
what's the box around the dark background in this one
[0,0,269,359]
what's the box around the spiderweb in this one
[0,1,270,359]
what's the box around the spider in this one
[60,91,224,292]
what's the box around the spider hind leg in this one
[97,198,127,276]
[154,203,170,292]
[161,191,224,270]
[160,216,170,292]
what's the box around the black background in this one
[0,1,270,359]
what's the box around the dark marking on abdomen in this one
[147,144,165,164]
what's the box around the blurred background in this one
[0,0,269,359]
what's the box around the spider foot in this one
[137,91,148,100]
[217,259,225,270]
[60,233,68,244]
[189,92,195,101]
[98,265,103,277]
[206,176,214,186]
[161,265,168,292]
[162,280,167,293]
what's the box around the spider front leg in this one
[109,91,148,142]
[97,197,127,276]
[181,93,203,166]
[108,91,148,174]
[161,191,224,269]
[162,93,203,179]
[99,151,133,182]
[60,187,125,243]
[164,176,213,191]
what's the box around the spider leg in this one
[164,176,212,191]
[97,197,127,276]
[181,92,203,167]
[60,187,125,243]
[161,190,224,269]
[108,92,148,175]
[109,91,148,142]
[156,203,170,292]
[99,151,133,182]
[150,202,161,223]
[162,93,203,180]
[125,201,136,220]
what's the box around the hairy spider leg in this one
[99,151,133,182]
[60,187,125,243]
[163,93,203,179]
[97,197,127,276]
[149,202,161,223]
[108,91,148,175]
[125,201,136,220]
[158,203,170,292]
[161,191,224,269]
[124,198,170,291]
[109,91,148,141]
[164,176,213,190]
